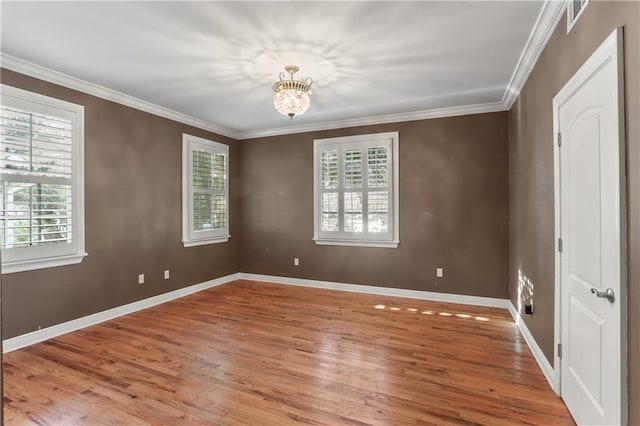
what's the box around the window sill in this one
[182,235,230,247]
[2,252,88,274]
[313,238,399,248]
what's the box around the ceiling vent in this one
[567,0,589,33]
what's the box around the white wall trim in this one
[508,301,559,393]
[3,273,507,353]
[181,133,230,246]
[0,54,507,140]
[2,272,241,353]
[2,272,559,402]
[3,0,565,144]
[1,84,87,274]
[245,0,568,139]
[4,268,564,400]
[2,2,564,141]
[312,132,400,248]
[0,53,241,140]
[236,102,507,140]
[502,0,567,108]
[239,273,508,309]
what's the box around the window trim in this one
[181,133,230,247]
[1,84,86,274]
[313,131,399,248]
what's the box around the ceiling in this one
[0,1,563,139]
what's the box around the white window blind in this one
[314,132,399,248]
[0,85,86,273]
[182,134,229,246]
[1,106,73,248]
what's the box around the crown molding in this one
[0,53,242,140]
[502,0,567,108]
[235,102,508,140]
[2,0,565,142]
[0,54,506,140]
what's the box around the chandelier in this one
[272,65,313,119]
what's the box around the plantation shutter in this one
[314,133,396,247]
[319,146,339,232]
[182,134,229,246]
[0,105,74,249]
[192,149,227,232]
[366,145,390,233]
[343,147,363,232]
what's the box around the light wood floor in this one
[3,280,574,425]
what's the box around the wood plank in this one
[3,280,574,425]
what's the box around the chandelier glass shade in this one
[272,65,313,119]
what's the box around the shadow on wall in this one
[517,269,534,315]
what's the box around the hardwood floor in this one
[3,280,574,425]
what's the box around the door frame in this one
[552,27,627,421]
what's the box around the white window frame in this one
[567,0,589,34]
[313,131,399,248]
[182,134,230,247]
[1,85,86,274]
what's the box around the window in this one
[567,0,589,33]
[313,132,399,248]
[0,85,86,273]
[182,134,229,246]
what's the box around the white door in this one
[554,28,626,425]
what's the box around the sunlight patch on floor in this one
[372,305,492,322]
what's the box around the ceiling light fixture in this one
[272,65,313,119]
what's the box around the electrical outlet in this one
[436,268,444,278]
[138,273,145,284]
[164,270,170,280]
[294,257,300,266]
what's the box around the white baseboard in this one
[7,273,552,370]
[507,301,558,393]
[2,273,241,353]
[239,273,509,309]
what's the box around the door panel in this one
[568,112,601,288]
[568,296,603,409]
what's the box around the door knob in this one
[590,287,615,303]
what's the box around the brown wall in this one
[0,69,242,339]
[239,113,510,298]
[508,1,640,423]
[8,3,636,417]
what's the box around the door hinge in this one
[557,132,562,147]
[558,238,563,253]
[557,343,562,359]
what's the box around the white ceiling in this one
[1,1,559,139]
